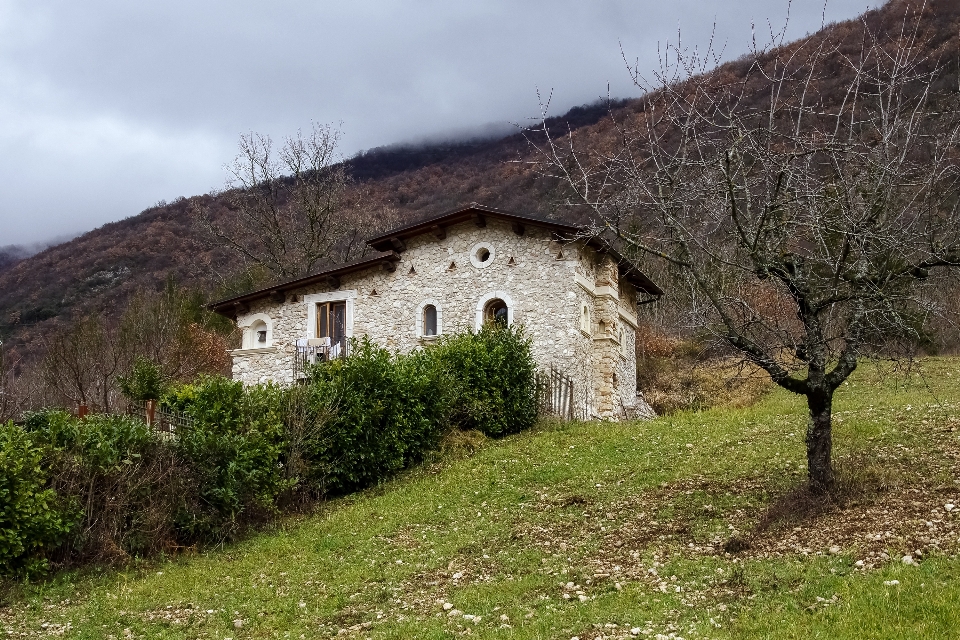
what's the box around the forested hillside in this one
[1,0,957,374]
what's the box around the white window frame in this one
[238,312,274,349]
[304,290,357,339]
[475,290,515,330]
[415,299,443,338]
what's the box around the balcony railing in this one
[293,338,349,379]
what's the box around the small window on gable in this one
[423,305,438,337]
[470,242,496,269]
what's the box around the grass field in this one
[2,359,959,639]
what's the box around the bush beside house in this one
[0,325,537,578]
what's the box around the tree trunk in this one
[805,388,834,494]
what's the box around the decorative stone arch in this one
[239,313,274,349]
[415,299,443,338]
[475,290,515,330]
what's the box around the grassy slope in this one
[3,359,960,639]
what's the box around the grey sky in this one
[0,0,879,245]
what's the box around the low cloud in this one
[0,0,881,245]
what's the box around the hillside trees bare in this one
[530,5,960,492]
[196,123,365,283]
[39,284,232,412]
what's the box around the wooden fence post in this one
[145,400,155,429]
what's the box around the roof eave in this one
[208,251,401,317]
[365,203,580,252]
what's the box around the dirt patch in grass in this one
[513,430,960,588]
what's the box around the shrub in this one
[117,357,166,402]
[166,376,288,540]
[3,326,541,575]
[22,412,181,564]
[302,338,449,494]
[433,324,538,437]
[0,422,74,577]
[21,409,79,450]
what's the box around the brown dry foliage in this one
[0,1,957,376]
[635,325,773,415]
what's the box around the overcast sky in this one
[0,0,880,246]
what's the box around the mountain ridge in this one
[2,0,957,365]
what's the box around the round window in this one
[469,242,496,268]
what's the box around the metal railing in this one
[128,400,194,434]
[293,339,349,379]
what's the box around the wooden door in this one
[317,301,347,354]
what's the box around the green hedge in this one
[166,377,289,540]
[1,324,539,577]
[301,338,450,493]
[0,422,74,578]
[434,324,538,437]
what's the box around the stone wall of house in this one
[230,218,645,418]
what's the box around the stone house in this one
[210,204,662,419]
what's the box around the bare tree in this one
[117,283,233,382]
[41,316,124,412]
[528,6,960,492]
[38,285,232,413]
[195,122,354,280]
[0,339,11,420]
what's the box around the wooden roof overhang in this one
[210,203,662,319]
[209,251,401,318]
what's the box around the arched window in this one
[415,299,442,338]
[475,291,515,330]
[423,304,438,336]
[240,313,273,349]
[484,298,509,325]
[580,303,591,334]
[252,320,268,345]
